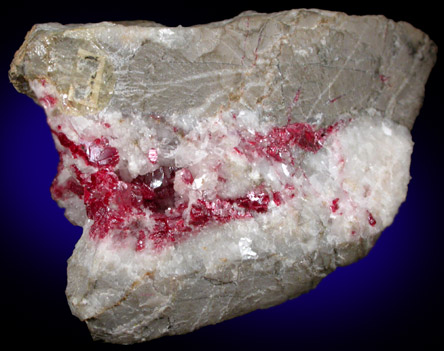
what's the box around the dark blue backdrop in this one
[1,1,442,349]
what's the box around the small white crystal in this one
[239,237,258,259]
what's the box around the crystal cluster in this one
[9,9,436,344]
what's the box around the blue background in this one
[1,1,442,349]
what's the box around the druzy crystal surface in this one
[9,9,436,344]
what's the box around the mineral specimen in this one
[9,9,436,344]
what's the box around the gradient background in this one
[1,1,442,349]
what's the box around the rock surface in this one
[9,9,436,344]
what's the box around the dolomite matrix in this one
[9,9,436,344]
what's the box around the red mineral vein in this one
[293,88,301,103]
[181,168,194,185]
[328,95,344,104]
[273,191,282,206]
[52,131,119,168]
[51,120,345,251]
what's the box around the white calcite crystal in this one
[9,9,436,344]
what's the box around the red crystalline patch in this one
[328,95,344,104]
[132,167,177,213]
[284,122,336,153]
[189,198,245,226]
[241,121,341,163]
[141,187,272,250]
[330,198,340,213]
[87,138,120,167]
[83,169,159,240]
[61,154,273,250]
[189,199,212,226]
[67,179,84,197]
[50,182,64,200]
[205,198,249,222]
[233,147,243,155]
[55,132,88,161]
[88,170,273,249]
[51,178,83,200]
[53,131,119,168]
[186,191,275,233]
[272,192,282,206]
[236,191,270,213]
[52,120,346,251]
[39,95,57,108]
[84,170,121,238]
[149,204,191,247]
[367,211,377,227]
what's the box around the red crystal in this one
[330,198,340,213]
[51,120,344,250]
[237,191,270,213]
[367,211,377,227]
[240,121,341,163]
[272,192,282,206]
[189,199,212,226]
